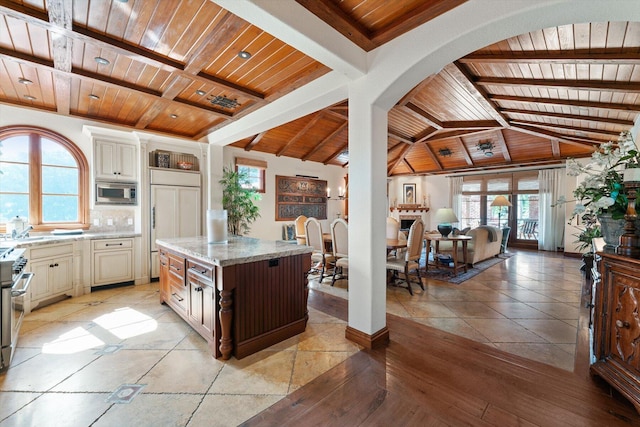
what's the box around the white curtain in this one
[450,176,463,226]
[538,168,565,251]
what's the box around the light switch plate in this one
[107,219,113,226]
[127,218,133,225]
[93,219,100,226]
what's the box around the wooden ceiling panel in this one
[145,103,217,138]
[388,107,431,140]
[559,142,595,158]
[411,71,495,122]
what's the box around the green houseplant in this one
[555,131,638,251]
[219,166,261,235]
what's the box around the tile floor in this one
[1,248,583,426]
[311,248,583,372]
[0,284,361,426]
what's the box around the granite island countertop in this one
[156,236,313,267]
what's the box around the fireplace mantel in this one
[390,207,430,213]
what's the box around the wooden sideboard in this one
[158,238,312,360]
[592,253,640,412]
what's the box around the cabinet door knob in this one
[616,320,631,329]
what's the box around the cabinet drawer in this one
[169,281,187,313]
[30,243,74,260]
[169,253,185,276]
[93,239,133,251]
[187,259,213,281]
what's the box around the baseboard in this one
[345,326,390,349]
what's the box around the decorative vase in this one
[598,213,626,252]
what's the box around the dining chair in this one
[386,218,425,295]
[386,217,400,239]
[330,218,349,286]
[304,217,335,281]
[294,215,307,245]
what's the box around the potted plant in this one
[556,131,638,251]
[219,166,261,235]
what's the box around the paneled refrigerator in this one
[149,168,201,279]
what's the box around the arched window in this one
[0,126,89,232]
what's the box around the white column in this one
[347,81,388,336]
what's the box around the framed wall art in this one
[275,175,327,221]
[403,183,416,204]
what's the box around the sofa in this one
[431,225,503,266]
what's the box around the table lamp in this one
[491,195,512,228]
[434,208,458,238]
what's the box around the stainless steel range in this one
[1,246,34,371]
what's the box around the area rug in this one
[421,253,513,284]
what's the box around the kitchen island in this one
[156,236,313,360]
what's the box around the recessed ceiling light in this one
[238,51,251,59]
[94,56,110,65]
[170,114,178,119]
[89,94,100,100]
[18,78,33,85]
[23,95,36,100]
[195,89,206,96]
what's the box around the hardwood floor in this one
[243,269,640,426]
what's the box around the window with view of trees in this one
[235,157,267,193]
[0,127,89,231]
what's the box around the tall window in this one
[459,172,539,242]
[0,126,89,231]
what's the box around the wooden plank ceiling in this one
[1,1,639,175]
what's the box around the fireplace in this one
[399,215,421,231]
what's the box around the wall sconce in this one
[477,140,494,157]
[327,187,346,200]
[438,148,453,157]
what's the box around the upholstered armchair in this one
[386,218,425,295]
[330,218,348,286]
[304,217,335,281]
[295,215,307,245]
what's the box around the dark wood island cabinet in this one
[157,236,312,360]
[592,252,640,413]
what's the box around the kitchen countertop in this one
[156,235,313,267]
[2,232,141,248]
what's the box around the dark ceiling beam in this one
[294,0,376,51]
[277,113,324,156]
[388,130,414,145]
[413,128,440,144]
[495,130,511,162]
[460,51,640,65]
[446,62,510,127]
[403,103,443,129]
[489,94,640,113]
[477,77,640,93]
[422,128,497,143]
[500,108,635,127]
[404,159,569,176]
[244,132,266,151]
[387,143,413,175]
[371,0,469,48]
[46,0,72,115]
[323,142,349,165]
[422,143,444,171]
[441,120,500,129]
[510,124,601,149]
[325,109,349,121]
[510,120,621,139]
[455,137,474,166]
[302,122,348,161]
[403,158,416,174]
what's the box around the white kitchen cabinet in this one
[150,168,201,279]
[95,139,138,181]
[92,238,134,286]
[28,243,74,309]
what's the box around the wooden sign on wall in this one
[276,175,327,221]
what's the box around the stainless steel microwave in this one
[95,181,137,205]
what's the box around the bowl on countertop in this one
[177,161,194,170]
